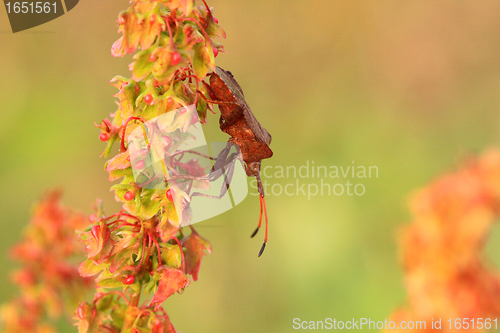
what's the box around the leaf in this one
[196,87,209,123]
[109,249,133,274]
[166,0,193,16]
[110,183,132,191]
[151,46,182,85]
[132,47,156,81]
[97,278,124,289]
[74,302,105,333]
[106,152,131,171]
[152,79,190,114]
[108,234,141,274]
[138,189,163,219]
[93,294,116,313]
[108,168,133,182]
[150,266,189,307]
[141,104,162,120]
[78,258,106,277]
[205,14,226,39]
[192,42,214,80]
[135,77,159,107]
[160,243,182,269]
[172,186,192,226]
[181,231,211,281]
[110,75,129,89]
[157,214,180,242]
[111,232,139,257]
[140,11,165,50]
[174,24,187,46]
[114,82,137,121]
[79,223,111,259]
[120,9,142,55]
[144,271,160,296]
[133,1,157,15]
[111,36,126,57]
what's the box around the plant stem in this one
[121,288,142,332]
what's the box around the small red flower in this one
[91,225,101,240]
[191,114,199,125]
[144,94,154,105]
[166,189,174,203]
[77,303,85,319]
[166,96,174,107]
[124,191,135,201]
[171,51,181,66]
[135,160,145,169]
[99,133,110,142]
[122,275,135,285]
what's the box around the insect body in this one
[209,66,273,256]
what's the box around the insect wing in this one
[214,66,245,101]
[214,66,272,146]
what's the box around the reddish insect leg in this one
[259,194,268,257]
[250,195,263,238]
[251,194,268,257]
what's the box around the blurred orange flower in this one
[0,190,91,333]
[386,150,500,332]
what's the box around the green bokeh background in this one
[2,1,500,332]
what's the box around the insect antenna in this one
[196,89,240,107]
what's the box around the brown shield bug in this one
[208,66,273,256]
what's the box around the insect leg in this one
[169,142,240,200]
[259,191,269,257]
[190,153,237,200]
[192,142,240,199]
[250,194,263,238]
[250,175,269,256]
[170,149,215,162]
[166,143,236,184]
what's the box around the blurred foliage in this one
[1,1,500,332]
